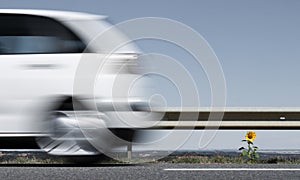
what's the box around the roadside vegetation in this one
[157,153,300,164]
[1,152,300,164]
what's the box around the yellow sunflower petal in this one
[245,131,256,142]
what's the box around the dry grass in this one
[0,152,300,164]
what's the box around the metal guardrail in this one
[151,121,300,129]
[149,107,300,130]
[125,107,300,160]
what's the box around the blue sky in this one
[1,0,300,107]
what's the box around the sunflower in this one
[245,131,256,142]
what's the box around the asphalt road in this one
[1,163,300,180]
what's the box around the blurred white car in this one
[0,9,152,157]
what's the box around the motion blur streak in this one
[0,9,157,158]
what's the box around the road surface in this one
[0,163,300,179]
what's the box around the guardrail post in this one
[127,143,132,161]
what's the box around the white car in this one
[0,9,153,158]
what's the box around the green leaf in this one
[241,150,248,156]
[248,141,253,145]
[242,140,247,142]
[255,153,260,158]
[239,147,245,150]
[253,146,258,149]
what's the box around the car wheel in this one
[36,110,100,158]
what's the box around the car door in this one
[0,14,86,133]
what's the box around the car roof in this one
[0,9,107,21]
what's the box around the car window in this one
[0,14,86,54]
